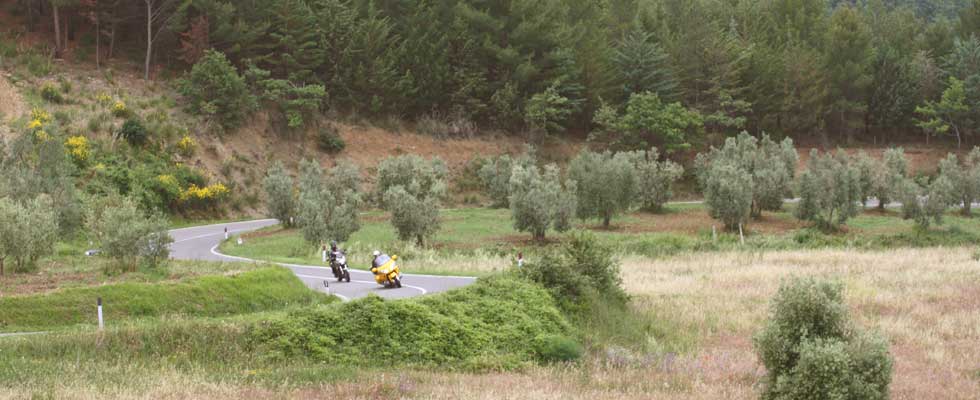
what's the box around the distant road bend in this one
[168,220,475,301]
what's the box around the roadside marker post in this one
[97,297,104,330]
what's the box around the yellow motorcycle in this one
[370,253,402,288]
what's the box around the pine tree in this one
[611,24,677,102]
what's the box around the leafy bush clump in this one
[86,196,172,272]
[119,119,148,146]
[40,82,64,103]
[520,231,626,314]
[534,334,583,363]
[755,277,892,400]
[478,148,536,208]
[316,125,345,153]
[509,163,577,240]
[376,155,447,246]
[250,276,573,368]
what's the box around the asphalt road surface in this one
[168,219,476,301]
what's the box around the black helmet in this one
[330,240,338,250]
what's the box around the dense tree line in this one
[9,0,980,145]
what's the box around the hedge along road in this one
[168,220,476,302]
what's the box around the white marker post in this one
[224,227,229,240]
[738,223,745,245]
[97,297,104,330]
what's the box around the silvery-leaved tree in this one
[509,163,577,241]
[795,150,862,231]
[938,148,980,215]
[631,147,683,213]
[263,161,296,227]
[696,132,796,228]
[296,159,361,248]
[0,196,58,275]
[377,155,447,247]
[86,195,171,273]
[897,175,956,230]
[869,147,908,210]
[702,162,753,231]
[568,150,637,228]
[478,147,536,208]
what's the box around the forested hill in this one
[8,0,980,149]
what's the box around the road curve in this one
[168,220,476,301]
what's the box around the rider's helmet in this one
[330,240,338,251]
[372,250,381,258]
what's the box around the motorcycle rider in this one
[371,250,390,268]
[329,241,341,263]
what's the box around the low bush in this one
[119,119,148,146]
[0,267,326,331]
[316,124,345,153]
[40,82,64,103]
[534,334,583,363]
[754,277,892,400]
[250,275,573,368]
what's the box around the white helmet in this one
[372,250,381,257]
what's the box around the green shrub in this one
[40,82,64,103]
[178,50,256,130]
[755,277,892,400]
[0,196,58,275]
[316,125,345,153]
[119,119,148,146]
[896,175,956,230]
[520,231,626,313]
[938,148,980,215]
[250,276,572,369]
[591,92,703,152]
[534,334,583,363]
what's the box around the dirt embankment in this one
[0,70,27,143]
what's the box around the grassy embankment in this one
[0,267,330,332]
[0,275,581,398]
[220,204,980,276]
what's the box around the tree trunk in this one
[144,0,152,80]
[534,230,546,242]
[53,5,62,58]
[416,234,424,248]
[963,196,972,216]
[602,214,611,228]
[95,1,100,69]
[108,16,115,59]
[1,257,4,276]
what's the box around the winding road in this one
[168,220,476,301]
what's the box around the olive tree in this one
[263,161,296,227]
[632,147,683,212]
[478,149,535,208]
[509,163,577,241]
[696,132,796,227]
[296,159,361,247]
[795,150,862,231]
[851,151,876,206]
[377,155,447,246]
[938,148,980,215]
[568,150,637,228]
[86,196,171,272]
[896,176,956,230]
[702,162,753,231]
[0,196,58,275]
[869,147,908,210]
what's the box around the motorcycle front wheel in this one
[393,277,402,288]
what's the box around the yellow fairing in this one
[371,257,401,284]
